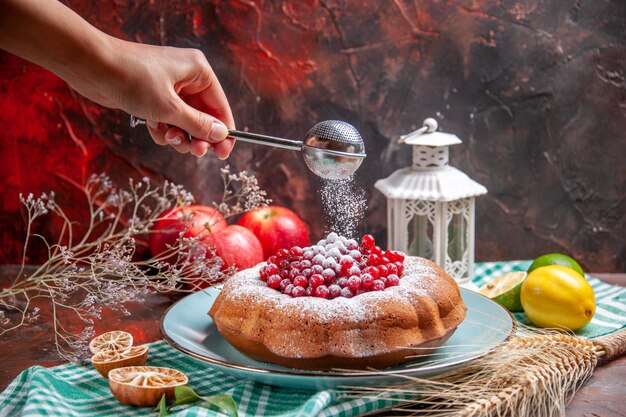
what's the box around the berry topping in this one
[292,286,305,297]
[261,233,406,298]
[267,275,281,289]
[314,285,329,299]
[361,234,375,249]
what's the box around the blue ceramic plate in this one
[161,287,514,390]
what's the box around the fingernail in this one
[147,120,158,129]
[209,123,228,142]
[168,135,183,145]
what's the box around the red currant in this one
[368,254,381,266]
[292,286,305,297]
[280,279,291,291]
[276,248,290,257]
[340,287,354,298]
[340,259,354,276]
[361,273,373,289]
[284,283,294,296]
[361,234,375,249]
[365,266,380,279]
[300,260,312,269]
[328,285,342,299]
[290,261,302,270]
[371,246,383,256]
[387,263,398,276]
[336,277,348,288]
[386,274,400,287]
[311,264,324,275]
[289,269,301,280]
[378,264,389,277]
[294,275,308,288]
[290,246,304,256]
[267,256,278,265]
[267,275,281,289]
[371,279,385,291]
[310,274,324,288]
[347,276,362,292]
[315,285,329,299]
[394,261,404,275]
[347,265,361,277]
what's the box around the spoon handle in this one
[227,130,302,151]
[129,116,302,152]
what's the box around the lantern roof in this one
[399,118,462,147]
[374,166,487,202]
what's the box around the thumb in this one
[167,98,229,142]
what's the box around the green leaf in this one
[171,385,238,417]
[201,394,238,417]
[172,385,203,407]
[153,394,170,417]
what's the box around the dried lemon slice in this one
[91,345,149,378]
[108,366,188,407]
[89,330,133,354]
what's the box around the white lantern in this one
[375,118,487,289]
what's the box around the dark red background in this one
[1,0,625,271]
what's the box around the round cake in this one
[208,255,467,370]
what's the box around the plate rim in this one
[160,287,515,379]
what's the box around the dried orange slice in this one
[91,345,149,378]
[108,366,188,407]
[89,330,133,354]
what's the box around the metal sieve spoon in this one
[130,116,366,180]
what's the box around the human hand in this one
[0,0,234,158]
[69,37,235,159]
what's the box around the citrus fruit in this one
[478,271,526,312]
[521,265,595,331]
[91,345,149,378]
[89,331,133,354]
[108,366,188,407]
[527,253,584,277]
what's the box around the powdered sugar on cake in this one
[217,257,444,358]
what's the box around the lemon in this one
[92,345,149,378]
[521,265,595,331]
[528,253,584,277]
[479,271,526,312]
[109,366,188,407]
[89,330,133,354]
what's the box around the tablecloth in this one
[1,261,625,417]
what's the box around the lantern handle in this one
[398,118,439,143]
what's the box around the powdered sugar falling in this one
[320,175,367,239]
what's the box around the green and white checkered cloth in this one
[2,261,625,417]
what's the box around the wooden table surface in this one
[0,268,624,416]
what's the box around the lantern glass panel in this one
[408,214,434,259]
[448,212,467,262]
[445,199,471,281]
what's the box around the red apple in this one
[149,205,227,258]
[237,206,310,259]
[203,225,264,271]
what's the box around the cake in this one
[208,234,467,370]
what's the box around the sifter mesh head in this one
[305,120,365,154]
